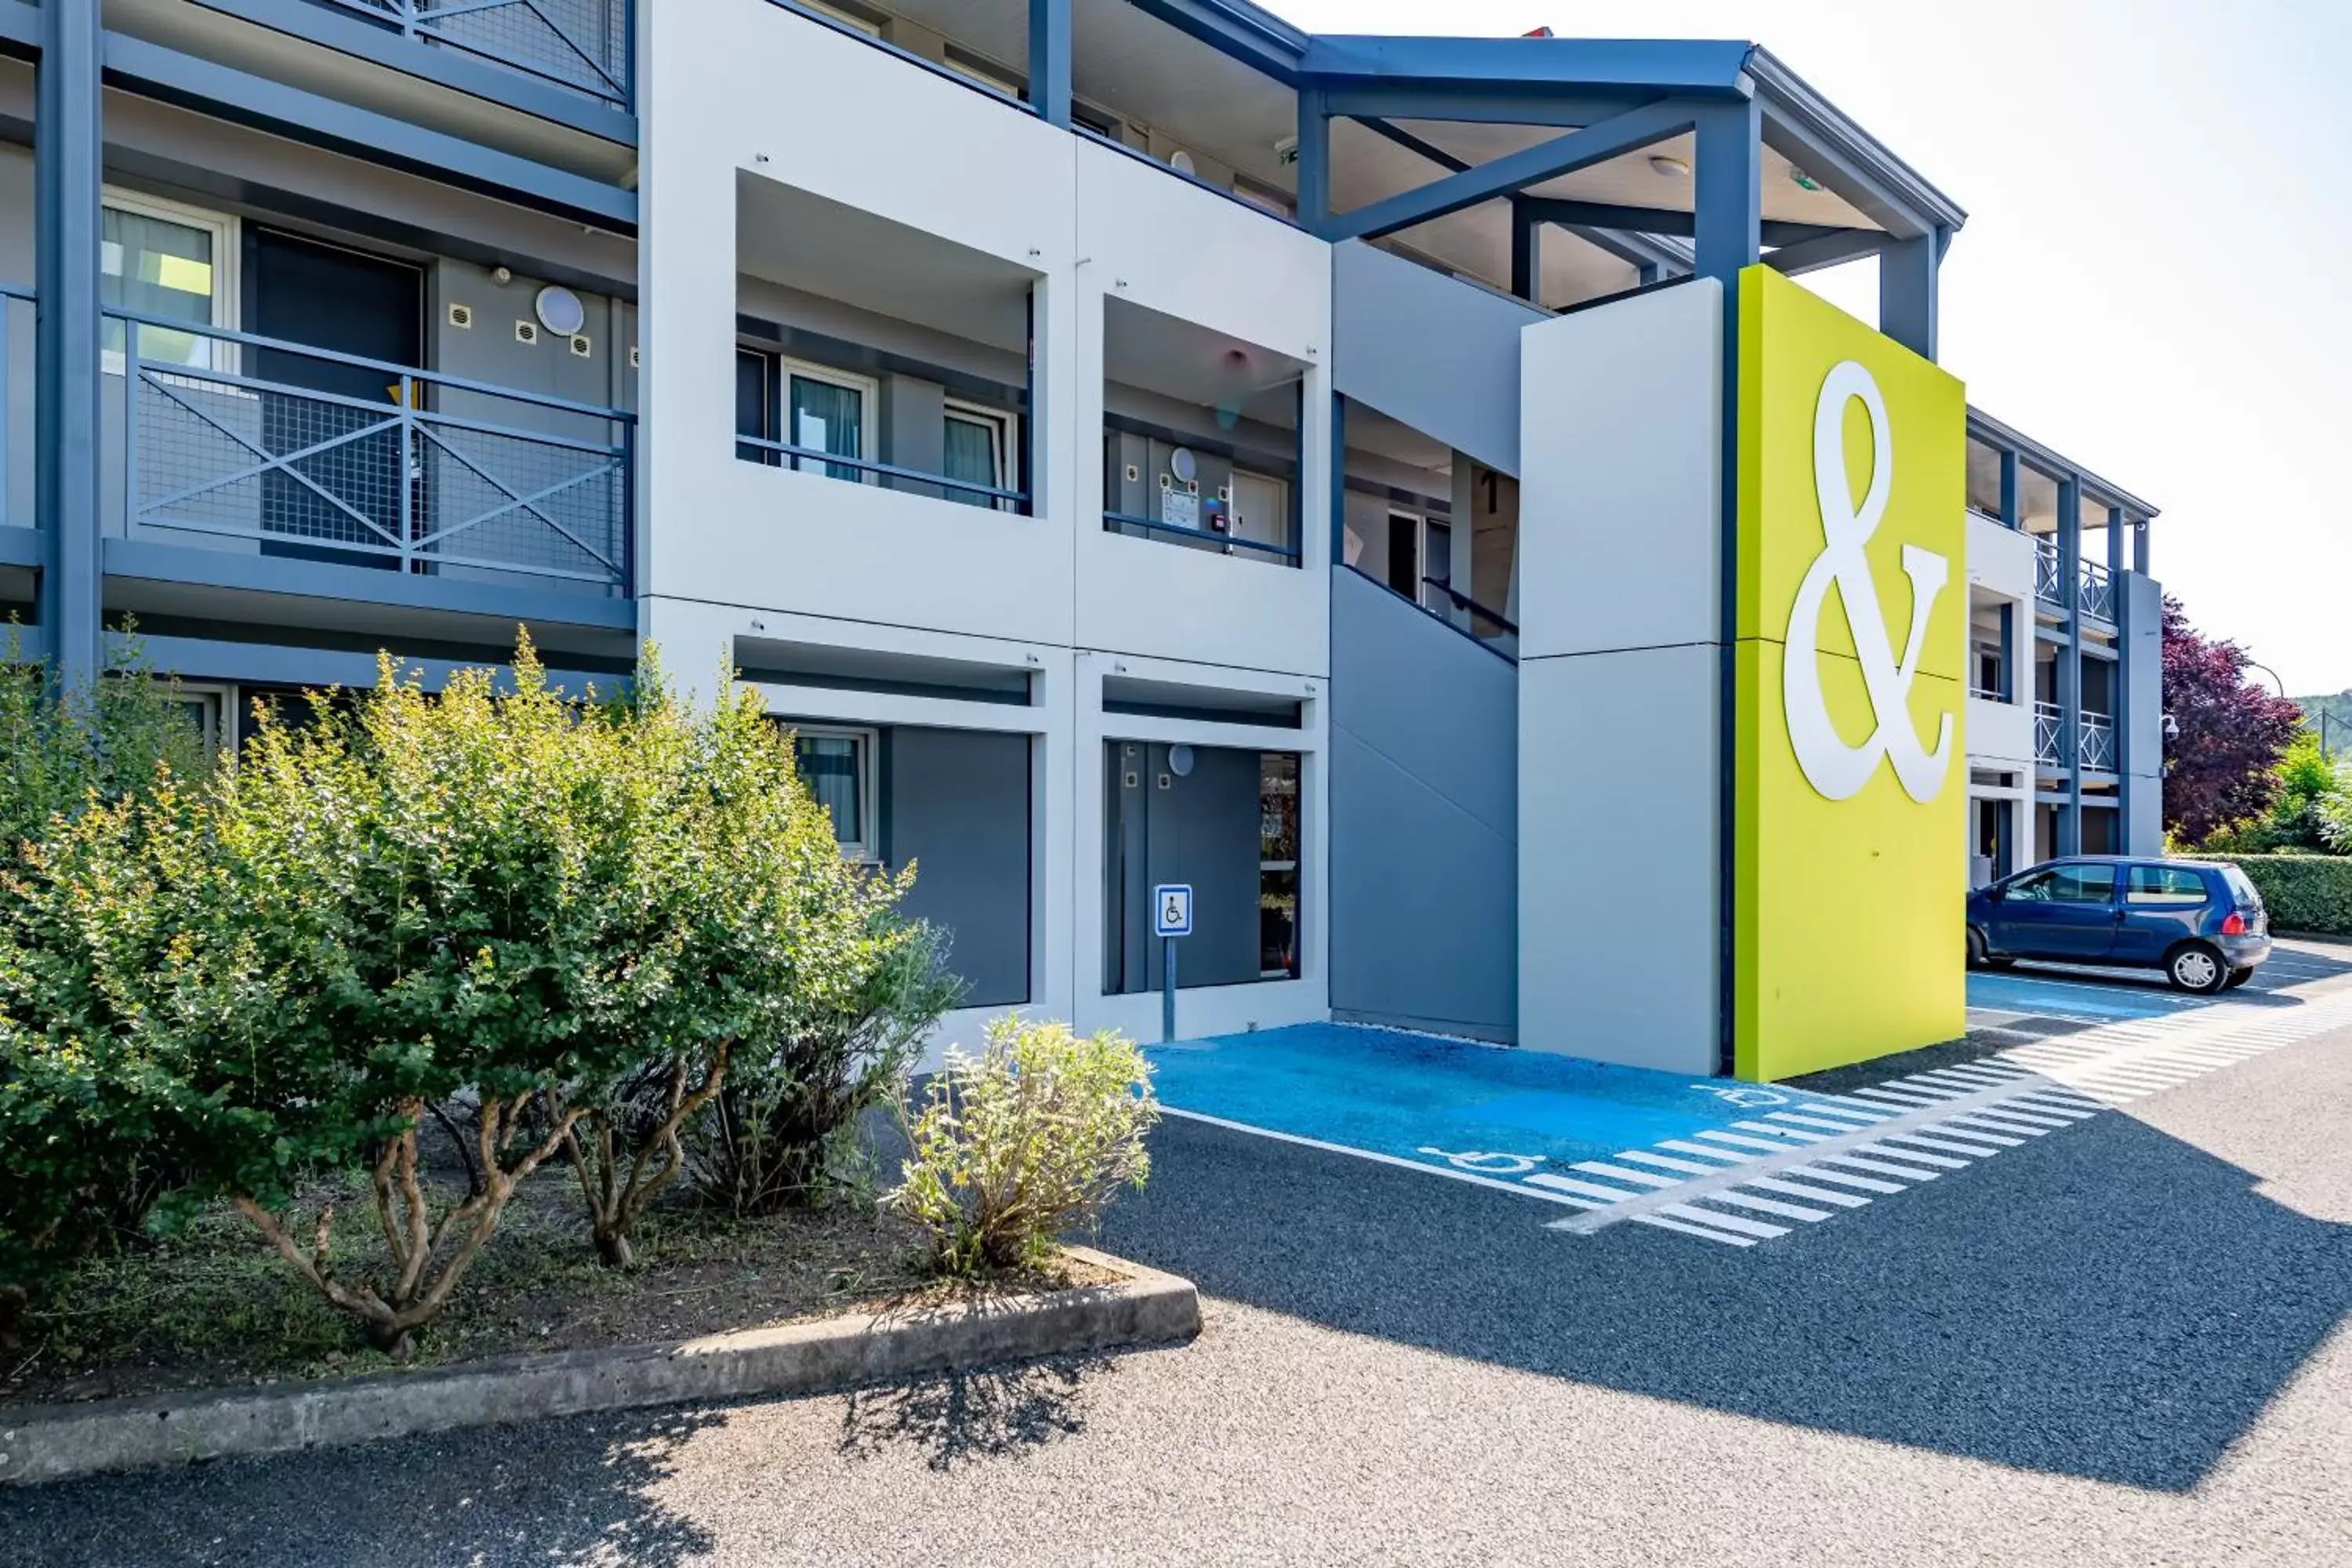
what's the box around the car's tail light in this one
[2220,912,2248,936]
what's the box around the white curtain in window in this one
[794,735,864,848]
[789,376,864,481]
[942,414,1001,507]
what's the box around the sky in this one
[1275,0,2352,694]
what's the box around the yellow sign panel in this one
[1734,267,1967,1081]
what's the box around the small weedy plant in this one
[890,1018,1159,1277]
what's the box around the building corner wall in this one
[1516,280,1726,1075]
[2121,569,2165,855]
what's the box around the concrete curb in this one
[0,1246,1196,1488]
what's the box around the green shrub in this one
[684,915,963,1218]
[890,1018,1158,1277]
[0,634,210,1343]
[2184,853,2352,936]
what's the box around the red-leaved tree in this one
[2162,593,2305,844]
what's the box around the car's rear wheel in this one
[2166,942,2229,994]
[1967,929,1987,968]
[2224,966,2256,990]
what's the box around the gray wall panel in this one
[1331,238,1539,479]
[885,726,1031,1007]
[1330,566,1518,1040]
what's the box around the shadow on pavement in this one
[838,1354,1105,1472]
[1099,1102,2352,1493]
[0,1406,725,1567]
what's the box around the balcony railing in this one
[2034,700,2063,767]
[111,310,633,594]
[2080,710,2117,772]
[306,0,634,109]
[735,434,1031,513]
[2033,535,2062,605]
[1422,575,1519,661]
[2,281,29,533]
[1103,510,1301,564]
[2078,559,2115,622]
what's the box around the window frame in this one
[793,723,880,864]
[942,397,1019,510]
[100,187,239,378]
[780,357,880,484]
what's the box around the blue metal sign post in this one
[1153,884,1192,1044]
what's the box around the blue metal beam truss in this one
[1323,86,1668,129]
[1515,198,1849,249]
[100,32,637,232]
[1319,96,1699,242]
[1125,0,1308,85]
[1766,226,1894,277]
[1303,34,1754,99]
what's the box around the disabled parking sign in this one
[1155,884,1193,938]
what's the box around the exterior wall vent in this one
[447,303,474,329]
[514,320,540,346]
[569,334,593,358]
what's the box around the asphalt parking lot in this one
[5,946,2350,1566]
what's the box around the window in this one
[786,361,875,483]
[100,190,235,372]
[2009,864,2117,905]
[2126,866,2211,906]
[942,400,1016,509]
[737,352,879,484]
[793,727,876,861]
[944,48,1025,100]
[1260,752,1301,980]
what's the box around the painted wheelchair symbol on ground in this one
[1144,1023,1870,1204]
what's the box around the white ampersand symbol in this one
[1783,360,1953,804]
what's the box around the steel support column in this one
[1697,97,1760,1077]
[2056,477,2084,856]
[1294,83,1330,231]
[1998,448,2018,528]
[1509,198,1539,303]
[1028,0,1071,129]
[1878,229,1942,361]
[37,0,102,691]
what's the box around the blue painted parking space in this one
[1965,968,2198,1022]
[1145,1022,1868,1200]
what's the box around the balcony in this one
[107,311,633,597]
[2078,558,2115,622]
[2034,700,2063,768]
[303,0,635,109]
[2080,710,2117,772]
[2033,535,2062,606]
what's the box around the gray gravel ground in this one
[5,1008,2350,1566]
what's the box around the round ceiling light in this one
[1171,448,1199,485]
[1648,154,1691,179]
[534,284,587,338]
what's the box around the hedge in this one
[2184,853,2352,937]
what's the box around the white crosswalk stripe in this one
[1546,967,2352,1247]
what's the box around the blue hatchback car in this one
[1967,856,2271,993]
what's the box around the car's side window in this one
[2125,866,2210,906]
[2006,871,2057,902]
[2052,865,2118,904]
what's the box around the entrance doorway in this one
[247,229,424,569]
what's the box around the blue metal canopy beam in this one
[1324,86,1665,129]
[1763,226,1894,277]
[1515,197,1850,249]
[0,0,38,56]
[1319,95,1696,242]
[1125,0,1308,85]
[1356,116,1468,172]
[1745,47,1963,242]
[1302,34,1755,99]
